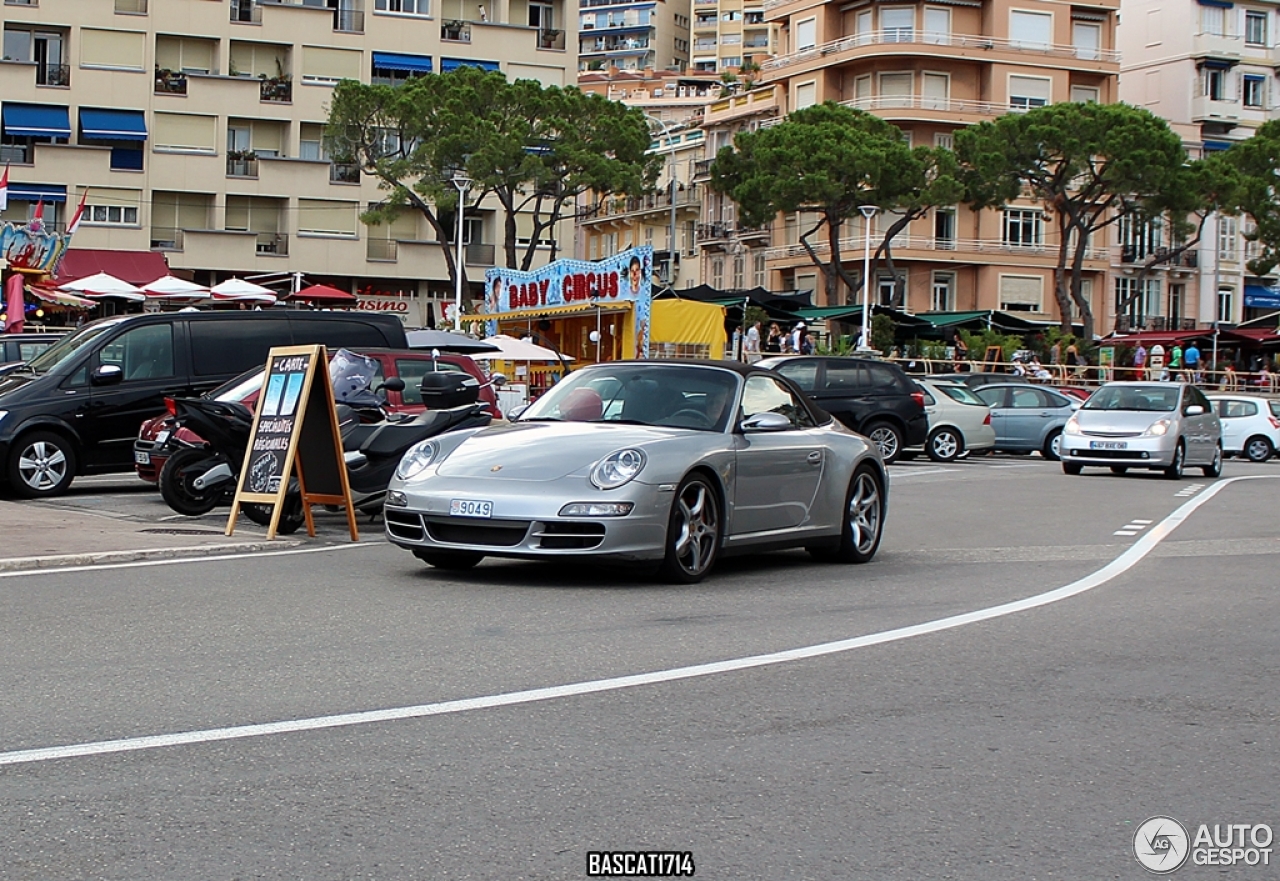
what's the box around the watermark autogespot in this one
[1134,816,1273,874]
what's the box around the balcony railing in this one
[150,228,184,250]
[764,235,1109,262]
[0,144,31,164]
[155,68,188,94]
[231,0,262,23]
[115,0,147,12]
[260,76,292,102]
[1119,247,1199,268]
[838,95,1025,118]
[256,232,288,255]
[762,29,1121,72]
[334,7,363,32]
[1115,316,1198,333]
[538,28,566,50]
[367,238,397,261]
[36,63,70,87]
[330,161,360,184]
[4,0,40,6]
[466,243,496,266]
[227,156,260,178]
[441,21,471,42]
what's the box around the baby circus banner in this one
[483,246,653,359]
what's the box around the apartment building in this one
[744,0,1120,328]
[0,0,573,322]
[1118,0,1280,328]
[578,0,689,71]
[690,0,776,74]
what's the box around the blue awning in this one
[79,108,148,141]
[2,104,71,139]
[1244,285,1280,308]
[440,57,500,73]
[1200,57,1236,69]
[371,51,433,73]
[8,183,67,203]
[1198,0,1233,7]
[1203,139,1234,151]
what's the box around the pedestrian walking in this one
[1049,340,1061,366]
[765,322,783,353]
[1169,343,1184,380]
[1133,342,1147,380]
[1184,342,1201,383]
[791,322,807,355]
[744,320,762,362]
[952,331,969,372]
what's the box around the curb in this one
[0,541,303,573]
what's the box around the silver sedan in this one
[1060,382,1222,478]
[384,361,889,583]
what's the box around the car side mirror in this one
[378,377,406,393]
[91,364,123,386]
[1185,404,1204,416]
[741,411,792,432]
[507,403,529,420]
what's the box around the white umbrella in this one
[468,334,574,362]
[58,272,146,302]
[142,274,210,301]
[210,277,278,305]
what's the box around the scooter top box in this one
[420,372,481,409]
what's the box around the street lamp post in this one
[858,204,880,351]
[451,170,472,331]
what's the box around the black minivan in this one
[0,311,407,497]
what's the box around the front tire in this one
[1202,443,1223,478]
[1062,462,1083,475]
[1042,429,1063,461]
[810,466,885,564]
[926,427,964,463]
[7,431,77,498]
[1164,440,1186,480]
[658,473,721,584]
[1110,466,1128,475]
[1243,435,1273,463]
[864,421,903,464]
[413,550,484,570]
[158,447,224,516]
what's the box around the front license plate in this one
[1090,441,1128,450]
[134,451,150,464]
[450,499,493,518]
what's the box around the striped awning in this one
[464,302,632,322]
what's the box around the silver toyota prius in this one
[384,361,889,583]
[1060,382,1222,479]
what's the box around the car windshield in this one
[1083,386,1179,412]
[936,384,985,406]
[23,318,129,374]
[518,365,740,432]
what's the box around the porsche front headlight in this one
[396,440,439,480]
[590,448,646,489]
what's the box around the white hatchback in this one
[907,379,996,462]
[1207,394,1280,462]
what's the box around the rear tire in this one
[7,431,76,498]
[1244,435,1273,463]
[864,421,903,464]
[658,473,721,584]
[926,427,964,463]
[1164,440,1186,480]
[809,466,884,564]
[1202,443,1223,478]
[158,447,224,516]
[1042,429,1063,461]
[413,550,484,570]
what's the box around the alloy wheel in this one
[670,479,719,579]
[17,439,69,494]
[848,471,882,556]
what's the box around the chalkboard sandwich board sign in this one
[226,344,359,541]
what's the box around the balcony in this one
[840,94,1021,121]
[36,63,70,87]
[367,238,397,261]
[155,68,188,95]
[0,144,30,164]
[1191,31,1243,62]
[465,242,496,266]
[256,232,288,255]
[538,28,565,50]
[231,0,262,23]
[693,159,713,181]
[259,75,292,103]
[226,154,260,178]
[114,0,147,12]
[150,227,184,250]
[334,7,363,32]
[1191,94,1240,124]
[441,21,471,42]
[764,234,1109,263]
[4,0,39,6]
[329,161,360,184]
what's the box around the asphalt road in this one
[2,456,1278,880]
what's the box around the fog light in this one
[559,501,634,517]
[386,490,407,507]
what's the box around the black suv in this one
[757,355,927,463]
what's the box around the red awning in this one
[1220,327,1280,345]
[54,249,170,286]
[291,283,357,304]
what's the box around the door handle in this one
[807,451,823,464]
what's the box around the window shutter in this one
[80,29,145,70]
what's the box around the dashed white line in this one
[1,474,1274,769]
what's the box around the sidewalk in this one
[0,499,300,572]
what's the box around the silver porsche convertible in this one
[384,361,889,583]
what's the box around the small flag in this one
[67,190,88,236]
[0,164,8,212]
[32,198,44,223]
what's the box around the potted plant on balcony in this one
[258,72,292,102]
[227,149,258,176]
[442,19,466,39]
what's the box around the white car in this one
[906,379,996,462]
[1208,394,1280,462]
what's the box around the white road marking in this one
[1113,531,1138,536]
[0,542,378,580]
[1132,519,1153,525]
[1,475,1274,768]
